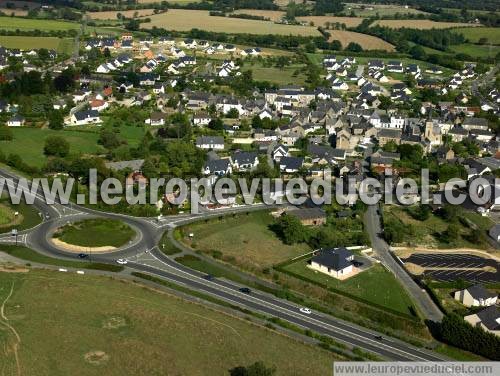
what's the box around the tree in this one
[48,110,64,130]
[44,136,70,157]
[99,128,123,150]
[229,361,276,376]
[273,214,309,245]
[208,118,224,131]
[442,223,460,244]
[346,42,362,52]
[226,108,239,119]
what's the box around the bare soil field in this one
[88,9,159,20]
[231,9,285,22]
[371,19,480,29]
[328,30,395,51]
[297,16,364,28]
[0,8,28,16]
[141,9,321,36]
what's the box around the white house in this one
[196,136,224,150]
[464,306,500,337]
[308,247,355,279]
[454,284,498,307]
[70,110,101,126]
[7,114,25,127]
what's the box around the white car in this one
[299,307,312,315]
[116,259,128,265]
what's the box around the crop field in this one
[231,9,285,22]
[297,16,364,28]
[371,19,479,30]
[0,270,335,375]
[141,9,321,36]
[454,27,500,43]
[0,36,73,53]
[0,8,28,16]
[0,16,79,31]
[345,3,429,17]
[88,9,159,20]
[0,128,103,168]
[328,30,395,51]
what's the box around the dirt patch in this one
[51,238,116,254]
[0,263,29,273]
[102,316,127,330]
[405,263,425,276]
[84,351,109,365]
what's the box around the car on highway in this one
[78,253,89,259]
[239,287,251,294]
[299,307,312,314]
[116,259,128,265]
[203,274,214,281]
[374,335,383,341]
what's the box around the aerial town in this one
[0,0,499,374]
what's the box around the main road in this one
[0,169,447,361]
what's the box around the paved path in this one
[364,205,443,322]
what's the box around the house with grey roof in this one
[465,306,500,336]
[231,151,259,171]
[309,247,355,279]
[454,284,498,307]
[196,136,224,150]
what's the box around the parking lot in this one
[402,253,500,283]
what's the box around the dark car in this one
[374,335,383,341]
[203,274,214,281]
[239,287,251,294]
[78,253,89,259]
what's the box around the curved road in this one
[0,169,446,361]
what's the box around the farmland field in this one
[231,9,285,22]
[0,8,28,16]
[140,9,321,36]
[0,270,335,375]
[88,9,159,20]
[0,16,79,31]
[450,43,500,58]
[0,36,73,54]
[327,30,395,51]
[297,16,364,28]
[371,19,479,30]
[345,3,429,17]
[0,128,103,168]
[454,27,500,44]
[242,61,306,85]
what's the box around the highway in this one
[0,168,447,361]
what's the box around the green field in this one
[0,128,103,168]
[0,270,335,375]
[55,218,135,248]
[282,261,416,316]
[180,211,309,272]
[0,203,14,225]
[344,3,428,17]
[0,36,74,54]
[454,27,500,44]
[243,62,307,85]
[0,16,79,31]
[450,43,500,58]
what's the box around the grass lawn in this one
[282,261,415,316]
[434,344,485,361]
[55,218,135,248]
[0,127,103,168]
[243,62,307,85]
[0,16,79,31]
[0,196,42,233]
[0,36,74,54]
[454,27,500,43]
[0,270,335,375]
[180,211,309,272]
[0,203,15,225]
[449,43,500,58]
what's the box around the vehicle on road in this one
[116,259,128,265]
[374,335,383,341]
[299,307,312,314]
[78,253,89,259]
[203,274,214,280]
[239,287,251,294]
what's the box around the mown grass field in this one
[327,30,395,51]
[0,36,73,54]
[282,261,416,316]
[0,16,79,31]
[180,211,310,271]
[141,9,321,36]
[55,218,135,248]
[0,203,14,225]
[371,19,479,30]
[0,196,41,233]
[242,61,307,85]
[0,270,335,375]
[454,27,500,43]
[0,127,103,168]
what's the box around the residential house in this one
[464,306,500,337]
[7,114,24,127]
[309,247,355,279]
[279,156,303,173]
[287,207,326,226]
[454,284,498,307]
[70,110,101,126]
[196,136,224,150]
[232,151,259,171]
